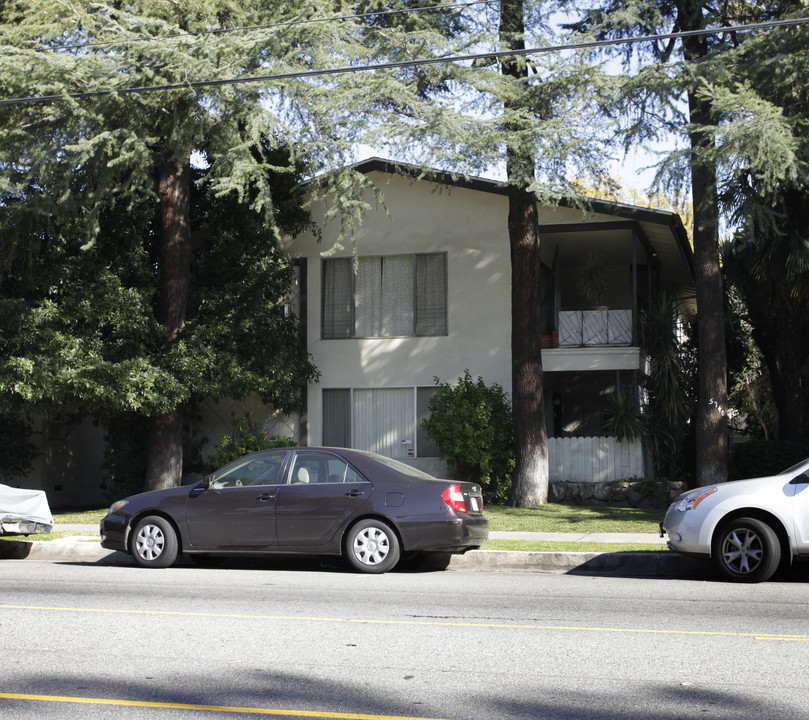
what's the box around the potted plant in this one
[577,252,612,309]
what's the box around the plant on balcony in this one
[578,252,612,309]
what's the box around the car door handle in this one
[256,493,276,501]
[345,489,366,497]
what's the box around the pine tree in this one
[1,1,616,501]
[499,0,549,505]
[564,0,762,483]
[712,8,809,443]
[0,1,379,489]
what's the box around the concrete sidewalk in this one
[1,523,709,578]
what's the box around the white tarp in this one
[0,484,54,533]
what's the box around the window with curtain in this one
[322,387,440,458]
[322,253,447,338]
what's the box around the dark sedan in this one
[100,447,489,573]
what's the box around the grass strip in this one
[53,508,107,524]
[484,539,668,553]
[0,531,98,542]
[485,503,663,534]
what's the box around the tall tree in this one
[679,0,729,485]
[1,1,616,501]
[565,0,755,483]
[499,0,549,505]
[0,153,318,491]
[712,8,809,442]
[0,1,363,490]
[374,2,613,504]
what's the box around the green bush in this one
[422,370,514,503]
[601,392,645,441]
[102,414,150,501]
[728,440,809,480]
[0,414,39,482]
[204,417,295,474]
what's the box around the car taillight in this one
[442,484,467,513]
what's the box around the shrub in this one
[0,414,39,482]
[422,370,514,503]
[204,416,295,474]
[601,392,645,441]
[102,414,150,501]
[728,440,809,480]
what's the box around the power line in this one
[1,17,807,107]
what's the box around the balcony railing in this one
[557,309,633,348]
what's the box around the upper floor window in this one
[322,253,447,339]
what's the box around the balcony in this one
[557,308,633,348]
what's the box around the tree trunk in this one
[501,0,549,506]
[144,153,193,492]
[145,412,185,491]
[680,2,728,485]
[508,186,549,506]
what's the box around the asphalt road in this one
[2,561,809,720]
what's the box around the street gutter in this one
[0,532,711,578]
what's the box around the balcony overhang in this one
[541,346,646,373]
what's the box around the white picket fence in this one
[548,436,646,482]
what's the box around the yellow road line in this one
[1,604,808,642]
[0,693,451,720]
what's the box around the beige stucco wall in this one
[292,172,514,447]
[289,170,628,453]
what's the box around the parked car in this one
[101,447,488,573]
[661,458,809,582]
[0,484,54,536]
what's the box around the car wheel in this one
[130,515,179,569]
[345,519,400,574]
[397,551,452,572]
[419,552,452,571]
[712,517,781,583]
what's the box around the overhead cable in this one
[1,17,807,106]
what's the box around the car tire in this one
[344,519,400,574]
[712,517,781,583]
[130,515,179,569]
[397,551,452,572]
[419,552,452,571]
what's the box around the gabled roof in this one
[345,157,696,309]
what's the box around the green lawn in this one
[484,539,665,553]
[485,503,664,534]
[484,503,667,552]
[54,508,107,525]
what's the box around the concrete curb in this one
[1,537,710,578]
[0,537,122,563]
[448,549,709,578]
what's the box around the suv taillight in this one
[442,484,467,513]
